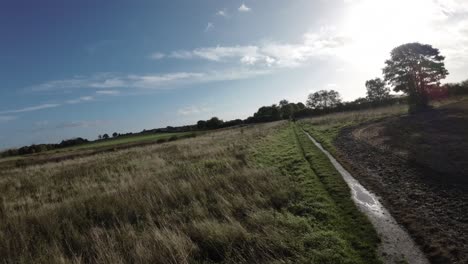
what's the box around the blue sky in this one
[1,0,468,149]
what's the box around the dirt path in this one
[334,124,468,264]
[304,131,429,264]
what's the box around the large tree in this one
[306,90,342,110]
[253,105,281,122]
[206,117,223,129]
[383,43,448,111]
[366,78,390,102]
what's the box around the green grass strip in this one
[251,123,381,263]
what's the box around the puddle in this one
[304,131,429,264]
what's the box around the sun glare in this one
[340,0,440,69]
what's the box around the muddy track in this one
[334,125,468,264]
[304,131,428,264]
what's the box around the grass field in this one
[298,96,468,152]
[64,132,195,151]
[0,132,196,170]
[0,122,380,263]
[298,104,408,153]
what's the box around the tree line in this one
[1,138,89,157]
[2,42,467,158]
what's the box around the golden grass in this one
[0,121,380,263]
[0,122,296,263]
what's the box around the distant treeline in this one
[2,79,467,159]
[1,138,89,158]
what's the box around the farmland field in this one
[0,122,381,264]
[0,132,195,170]
[64,132,195,150]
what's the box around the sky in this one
[1,0,468,149]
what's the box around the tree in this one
[296,102,306,110]
[102,134,110,139]
[306,90,342,109]
[279,99,289,107]
[206,117,223,129]
[196,120,207,130]
[383,43,448,111]
[366,78,390,102]
[252,105,281,122]
[112,132,119,138]
[280,103,295,119]
[98,135,102,140]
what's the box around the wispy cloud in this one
[238,4,251,12]
[204,22,214,32]
[66,96,94,104]
[28,69,271,92]
[166,29,348,68]
[96,90,120,95]
[0,95,97,116]
[168,50,194,59]
[149,52,165,60]
[0,103,61,114]
[216,9,228,17]
[177,106,211,116]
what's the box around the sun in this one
[339,0,439,69]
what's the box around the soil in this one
[305,131,429,264]
[334,101,468,264]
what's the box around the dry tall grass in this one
[0,122,302,263]
[0,121,381,263]
[303,104,408,128]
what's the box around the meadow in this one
[65,132,195,151]
[0,132,195,170]
[0,121,381,263]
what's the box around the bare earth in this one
[333,100,468,264]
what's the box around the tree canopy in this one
[306,90,342,110]
[366,78,390,102]
[383,42,448,110]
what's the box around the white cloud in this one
[0,95,96,116]
[177,106,210,116]
[186,46,259,61]
[66,96,94,104]
[238,4,251,12]
[204,22,214,32]
[169,50,194,59]
[89,78,126,88]
[216,9,228,17]
[96,90,120,95]
[0,103,60,114]
[165,29,347,68]
[149,52,165,60]
[29,69,270,92]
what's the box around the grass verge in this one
[251,123,381,263]
[298,104,408,153]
